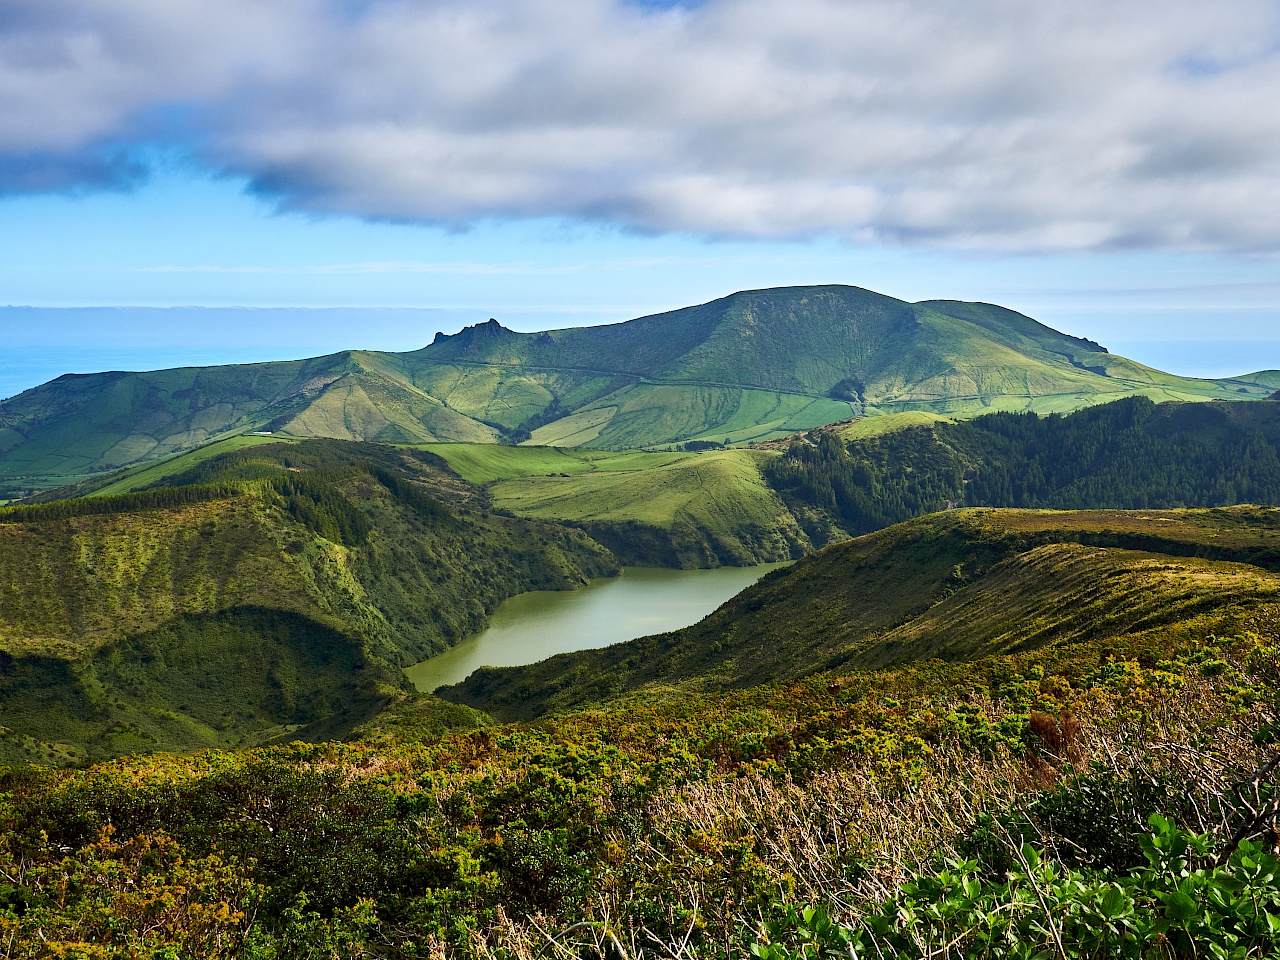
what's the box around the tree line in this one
[765,396,1280,539]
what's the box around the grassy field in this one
[832,410,955,440]
[487,447,809,566]
[488,448,773,525]
[416,443,691,484]
[527,385,858,449]
[414,442,810,566]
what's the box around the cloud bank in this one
[2,0,1279,251]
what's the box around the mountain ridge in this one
[3,284,1276,495]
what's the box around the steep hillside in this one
[443,506,1280,718]
[2,285,1275,493]
[0,440,615,763]
[768,394,1280,543]
[419,442,809,567]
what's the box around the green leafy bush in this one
[754,816,1280,960]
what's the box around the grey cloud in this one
[0,143,147,192]
[1,0,1279,251]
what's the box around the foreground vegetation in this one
[6,397,1280,954]
[2,601,1278,956]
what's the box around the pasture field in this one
[415,442,692,485]
[488,448,783,529]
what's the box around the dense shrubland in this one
[0,440,614,764]
[2,622,1278,956]
[767,397,1280,542]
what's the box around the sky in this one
[2,0,1280,399]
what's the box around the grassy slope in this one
[416,443,691,484]
[4,286,1276,490]
[422,442,811,567]
[489,448,808,567]
[0,355,336,485]
[84,435,299,497]
[833,411,956,440]
[443,506,1280,719]
[0,352,499,491]
[0,441,616,764]
[529,384,856,449]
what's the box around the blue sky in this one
[2,0,1279,398]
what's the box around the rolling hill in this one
[48,395,1280,569]
[0,439,615,763]
[3,285,1277,496]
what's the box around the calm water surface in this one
[405,563,790,692]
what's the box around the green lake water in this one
[405,562,791,692]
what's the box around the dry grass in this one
[441,663,1276,960]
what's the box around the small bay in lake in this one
[406,562,791,692]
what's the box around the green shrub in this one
[754,816,1280,960]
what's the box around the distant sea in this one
[0,305,457,402]
[1105,341,1280,381]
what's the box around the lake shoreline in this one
[405,562,791,692]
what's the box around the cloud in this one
[0,143,148,192]
[2,0,1279,251]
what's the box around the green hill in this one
[443,506,1280,718]
[3,285,1276,495]
[419,442,811,567]
[0,440,615,764]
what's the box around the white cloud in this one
[1,0,1279,250]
